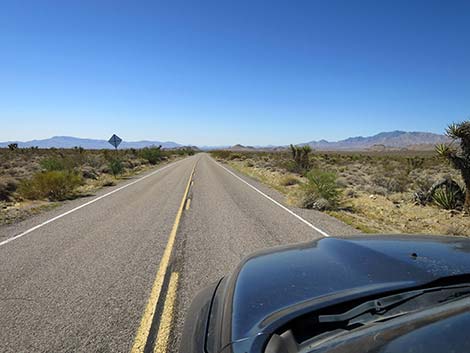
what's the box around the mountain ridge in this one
[302,130,450,150]
[0,136,181,149]
[1,130,451,150]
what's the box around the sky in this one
[1,0,469,146]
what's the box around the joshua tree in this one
[436,120,470,212]
[289,144,312,171]
[8,143,18,151]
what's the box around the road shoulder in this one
[211,157,359,236]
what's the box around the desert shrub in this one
[211,150,232,159]
[72,149,87,165]
[372,174,409,193]
[100,176,116,187]
[103,150,112,161]
[336,176,349,188]
[40,157,68,171]
[0,178,18,201]
[81,166,98,180]
[140,147,163,165]
[413,176,435,193]
[364,185,388,196]
[345,188,358,198]
[281,160,299,173]
[86,154,106,169]
[40,155,85,171]
[406,157,425,172]
[18,171,83,201]
[176,148,195,156]
[229,153,243,160]
[300,169,340,210]
[280,176,300,186]
[108,159,124,176]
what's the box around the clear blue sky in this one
[1,0,469,145]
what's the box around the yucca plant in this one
[432,186,462,210]
[289,144,312,171]
[300,169,340,210]
[436,120,470,212]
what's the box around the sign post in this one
[108,134,122,150]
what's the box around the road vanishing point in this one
[0,153,356,353]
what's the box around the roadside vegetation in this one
[435,121,470,213]
[211,121,470,236]
[0,146,196,225]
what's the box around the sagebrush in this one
[18,171,83,201]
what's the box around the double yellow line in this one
[131,163,196,353]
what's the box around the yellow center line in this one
[153,272,179,353]
[130,163,196,353]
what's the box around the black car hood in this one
[222,235,470,346]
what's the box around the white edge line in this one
[214,159,330,237]
[0,158,187,248]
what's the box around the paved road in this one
[0,153,356,353]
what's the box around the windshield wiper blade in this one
[318,283,470,324]
[318,290,424,323]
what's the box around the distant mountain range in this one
[301,131,451,150]
[1,131,451,151]
[0,136,181,149]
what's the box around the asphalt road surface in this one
[0,153,357,353]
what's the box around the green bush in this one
[18,171,83,201]
[40,155,84,171]
[108,159,124,176]
[300,169,340,210]
[211,150,232,159]
[140,147,163,165]
[175,148,196,156]
[40,157,68,171]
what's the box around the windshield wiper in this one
[318,284,470,324]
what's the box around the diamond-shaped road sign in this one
[108,134,122,149]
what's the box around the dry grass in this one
[0,200,60,225]
[328,194,469,235]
